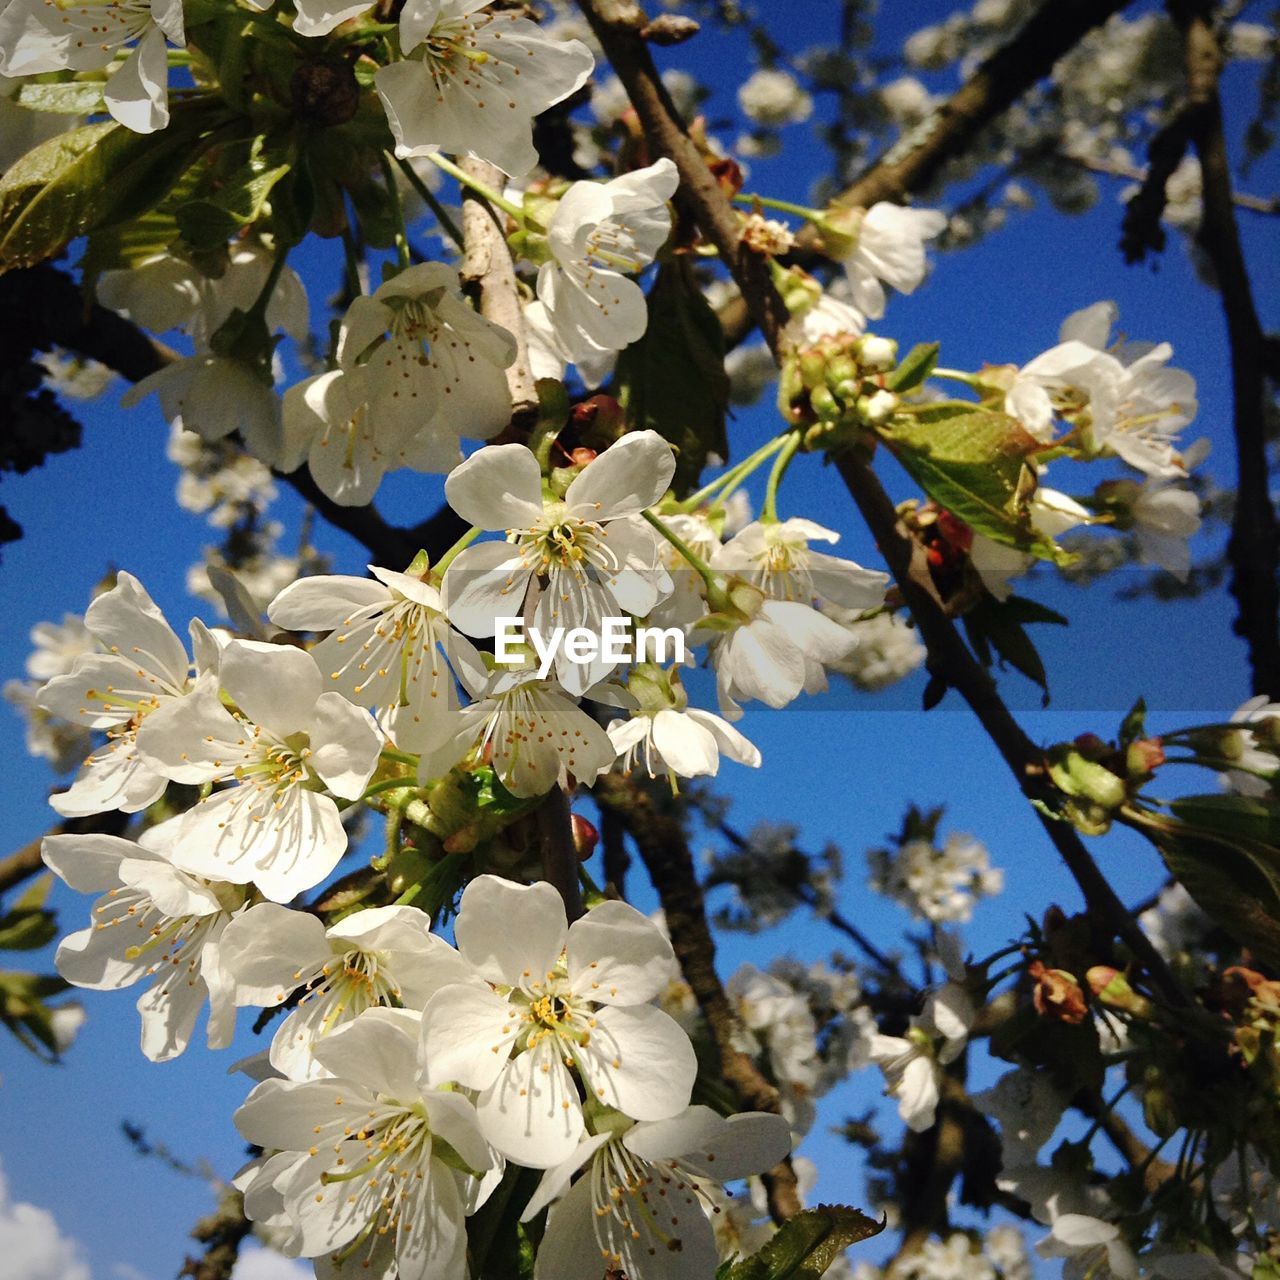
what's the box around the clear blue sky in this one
[0,3,1276,1277]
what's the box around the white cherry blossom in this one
[219,902,472,1079]
[536,159,679,367]
[123,353,287,468]
[715,517,889,611]
[335,262,516,458]
[36,572,217,817]
[606,665,759,780]
[0,0,184,133]
[419,875,697,1168]
[235,1008,498,1279]
[869,981,974,1132]
[42,824,246,1061]
[415,640,615,796]
[702,585,857,720]
[1132,479,1201,579]
[376,0,594,177]
[1036,1214,1138,1279]
[137,639,382,902]
[523,1107,792,1280]
[833,202,948,320]
[269,565,456,753]
[97,245,309,347]
[441,432,676,694]
[1005,301,1198,474]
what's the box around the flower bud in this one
[1125,737,1165,779]
[1086,966,1154,1018]
[858,389,899,426]
[857,335,898,373]
[1029,960,1088,1024]
[571,814,599,860]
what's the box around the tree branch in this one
[536,786,584,922]
[592,772,803,1221]
[576,0,1194,1021]
[458,157,539,431]
[1169,0,1280,697]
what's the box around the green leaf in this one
[615,258,730,495]
[0,102,224,272]
[16,81,107,115]
[1119,698,1147,747]
[1138,799,1280,969]
[175,136,292,251]
[723,1205,883,1280]
[887,341,939,393]
[877,403,1057,557]
[963,594,1065,703]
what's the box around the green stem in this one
[761,430,802,523]
[395,157,466,249]
[380,152,412,270]
[732,191,820,221]
[642,509,725,603]
[380,746,420,768]
[425,152,525,223]
[675,434,789,512]
[360,777,418,802]
[434,525,482,576]
[930,367,981,387]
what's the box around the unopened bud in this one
[858,389,899,426]
[571,814,599,860]
[1125,738,1165,778]
[857,335,898,373]
[1086,966,1153,1018]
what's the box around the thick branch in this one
[836,0,1134,210]
[593,772,803,1221]
[536,786,583,922]
[458,157,539,431]
[1171,2,1280,697]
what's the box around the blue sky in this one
[0,2,1277,1277]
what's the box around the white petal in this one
[310,1007,422,1097]
[219,902,329,1006]
[103,25,169,133]
[578,1003,696,1120]
[455,874,567,985]
[219,640,321,739]
[567,899,676,1005]
[419,982,519,1092]
[624,1106,792,1181]
[444,443,545,530]
[477,1038,583,1167]
[306,691,382,800]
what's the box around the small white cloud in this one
[0,1155,91,1280]
[111,1264,151,1280]
[231,1245,311,1280]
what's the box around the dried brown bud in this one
[290,59,360,127]
[1029,959,1088,1024]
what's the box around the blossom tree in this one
[0,2,1279,1280]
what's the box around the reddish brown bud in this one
[571,814,599,861]
[1029,959,1088,1024]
